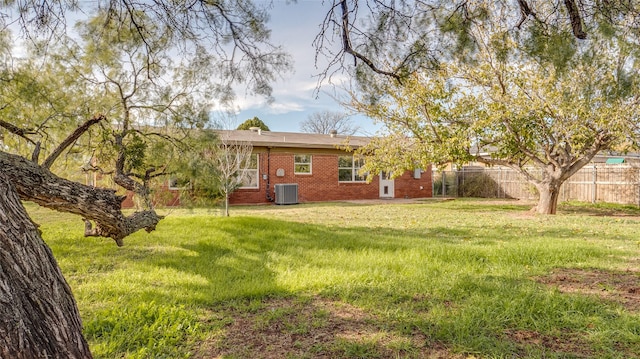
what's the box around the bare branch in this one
[564,0,587,39]
[0,119,38,145]
[42,114,106,169]
[339,0,402,82]
[516,0,536,28]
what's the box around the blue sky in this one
[231,0,381,135]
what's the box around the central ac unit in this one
[274,183,298,205]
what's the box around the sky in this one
[8,1,380,135]
[231,0,381,135]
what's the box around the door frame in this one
[379,172,395,198]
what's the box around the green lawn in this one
[28,199,640,358]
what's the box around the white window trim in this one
[239,154,260,189]
[294,154,312,175]
[168,177,187,190]
[338,155,366,183]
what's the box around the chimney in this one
[329,129,338,138]
[249,126,262,135]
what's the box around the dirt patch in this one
[194,296,463,359]
[504,329,595,358]
[536,268,640,312]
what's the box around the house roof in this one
[215,130,371,150]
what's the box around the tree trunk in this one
[535,181,561,214]
[225,196,230,217]
[0,173,92,358]
[0,151,162,245]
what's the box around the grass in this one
[26,199,640,358]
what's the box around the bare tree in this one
[212,131,254,216]
[300,110,360,135]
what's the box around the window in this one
[338,155,366,182]
[168,177,180,190]
[294,154,312,174]
[240,154,259,189]
[168,177,189,190]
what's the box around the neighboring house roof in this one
[215,130,371,150]
[470,145,640,164]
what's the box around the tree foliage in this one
[237,116,270,131]
[0,0,290,237]
[0,1,290,356]
[315,1,640,85]
[332,0,640,214]
[167,129,254,215]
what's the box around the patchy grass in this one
[559,201,640,217]
[26,199,640,358]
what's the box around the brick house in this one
[221,129,433,205]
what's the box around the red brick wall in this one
[229,148,433,204]
[394,168,433,199]
[119,149,433,208]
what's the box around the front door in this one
[379,172,394,198]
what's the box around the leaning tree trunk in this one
[535,180,562,214]
[0,151,162,246]
[0,173,92,358]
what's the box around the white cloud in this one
[265,101,305,114]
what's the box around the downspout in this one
[266,147,273,202]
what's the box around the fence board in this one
[433,165,640,205]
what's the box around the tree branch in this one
[503,119,547,168]
[0,150,162,246]
[564,0,587,39]
[516,0,536,28]
[42,114,106,169]
[0,119,38,145]
[339,0,402,83]
[562,130,612,181]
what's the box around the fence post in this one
[432,169,437,197]
[592,165,597,204]
[459,167,463,197]
[499,167,504,198]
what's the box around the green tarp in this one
[605,158,625,164]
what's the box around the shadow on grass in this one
[129,216,639,358]
[47,209,637,358]
[559,202,640,217]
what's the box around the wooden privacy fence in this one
[433,164,640,206]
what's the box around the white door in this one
[379,172,395,198]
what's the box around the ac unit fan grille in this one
[274,184,298,205]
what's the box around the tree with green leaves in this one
[0,1,289,357]
[317,0,640,214]
[237,116,270,131]
[168,130,224,207]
